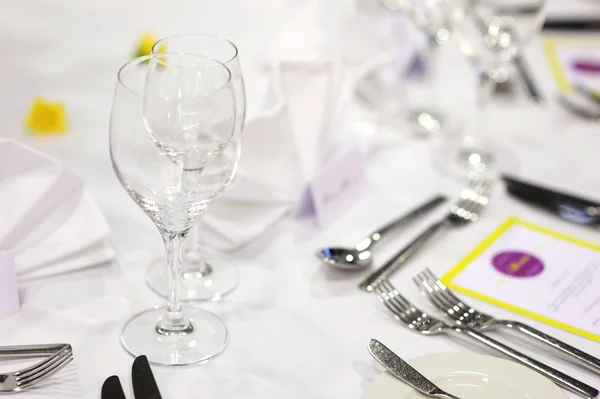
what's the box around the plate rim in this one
[363,351,568,399]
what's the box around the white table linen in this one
[1,0,600,398]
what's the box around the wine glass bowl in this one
[146,33,246,302]
[110,53,239,366]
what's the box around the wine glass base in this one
[120,306,228,366]
[146,255,239,302]
[407,107,445,137]
[433,140,506,180]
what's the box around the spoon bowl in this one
[316,247,373,271]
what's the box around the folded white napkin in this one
[0,139,114,280]
[198,0,356,251]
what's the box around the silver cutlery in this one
[414,268,600,374]
[0,343,71,358]
[368,339,461,399]
[373,279,599,398]
[557,93,600,120]
[316,195,447,271]
[0,344,73,394]
[359,179,493,291]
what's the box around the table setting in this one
[1,0,600,397]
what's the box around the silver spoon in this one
[316,195,446,271]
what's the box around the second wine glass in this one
[110,53,239,365]
[146,33,247,301]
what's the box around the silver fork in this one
[0,344,73,393]
[414,268,600,374]
[359,179,494,291]
[373,279,599,398]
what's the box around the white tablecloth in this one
[1,0,599,398]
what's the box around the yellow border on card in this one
[542,37,571,93]
[442,217,600,342]
[542,35,600,94]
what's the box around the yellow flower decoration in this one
[24,97,68,135]
[134,31,167,58]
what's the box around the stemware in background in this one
[109,53,239,366]
[357,0,454,137]
[146,33,247,302]
[434,0,547,179]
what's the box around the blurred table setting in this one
[1,0,600,398]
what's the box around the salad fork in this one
[359,179,494,291]
[414,268,600,374]
[0,344,73,394]
[373,279,599,398]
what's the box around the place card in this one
[543,35,600,94]
[0,251,20,317]
[297,145,367,228]
[442,217,600,342]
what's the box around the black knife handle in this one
[101,375,127,399]
[132,355,163,399]
[502,175,600,226]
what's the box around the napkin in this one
[197,0,359,251]
[0,139,114,280]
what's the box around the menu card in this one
[442,217,600,342]
[543,35,600,94]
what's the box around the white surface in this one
[363,352,568,398]
[0,0,599,398]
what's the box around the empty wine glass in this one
[109,53,239,366]
[356,0,454,137]
[146,33,246,301]
[435,0,546,178]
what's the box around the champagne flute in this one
[109,53,238,365]
[146,33,246,301]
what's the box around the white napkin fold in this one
[0,139,114,280]
[197,0,354,251]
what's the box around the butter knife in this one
[368,339,461,399]
[132,355,162,399]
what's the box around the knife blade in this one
[503,175,600,227]
[368,339,460,399]
[132,355,162,399]
[101,375,127,399]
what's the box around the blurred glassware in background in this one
[356,0,454,138]
[434,0,547,179]
[146,33,246,302]
[110,53,239,366]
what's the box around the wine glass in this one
[146,33,246,301]
[357,0,454,137]
[435,0,547,178]
[109,53,239,366]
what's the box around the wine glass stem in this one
[158,231,193,335]
[183,224,212,276]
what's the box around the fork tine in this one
[423,269,471,313]
[414,273,454,312]
[378,281,413,316]
[375,284,411,324]
[14,345,71,379]
[17,351,73,389]
[16,347,72,381]
[380,280,415,312]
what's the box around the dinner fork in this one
[414,268,600,374]
[0,344,73,393]
[359,179,494,291]
[373,279,599,398]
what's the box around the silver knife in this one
[368,339,461,399]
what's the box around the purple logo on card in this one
[492,251,544,277]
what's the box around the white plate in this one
[363,352,567,399]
